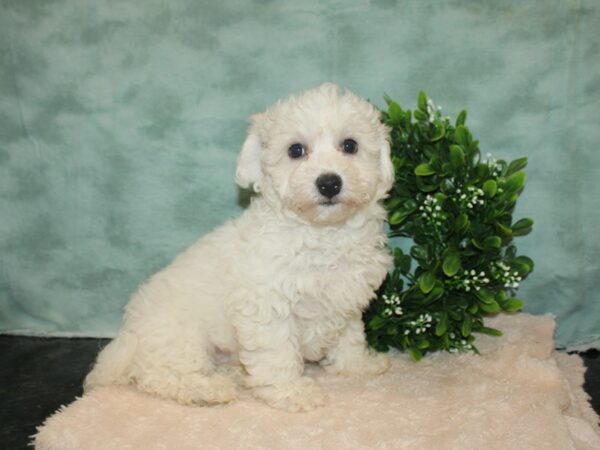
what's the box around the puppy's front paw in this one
[253,377,327,412]
[358,351,391,375]
[171,372,237,405]
[324,351,390,376]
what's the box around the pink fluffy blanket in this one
[34,314,599,449]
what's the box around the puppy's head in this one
[236,83,393,225]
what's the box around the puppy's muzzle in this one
[316,173,343,199]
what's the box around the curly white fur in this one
[84,83,394,412]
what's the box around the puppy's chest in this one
[283,243,387,316]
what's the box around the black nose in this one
[316,173,343,199]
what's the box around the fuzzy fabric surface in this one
[34,314,599,450]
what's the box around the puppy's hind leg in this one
[132,327,238,406]
[84,331,138,391]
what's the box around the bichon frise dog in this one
[84,83,394,412]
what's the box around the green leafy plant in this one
[364,91,534,361]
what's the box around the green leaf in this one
[476,288,495,304]
[388,210,404,225]
[512,218,534,236]
[474,163,490,181]
[504,298,524,312]
[416,176,439,192]
[506,157,528,176]
[511,256,534,274]
[389,200,418,225]
[456,110,467,127]
[435,313,448,336]
[442,252,461,276]
[369,316,386,330]
[495,221,513,237]
[409,347,423,362]
[418,271,436,294]
[424,286,444,304]
[414,110,427,121]
[410,244,429,263]
[388,101,402,124]
[454,125,469,146]
[416,339,430,350]
[398,254,412,274]
[512,217,533,229]
[385,197,403,211]
[504,171,526,193]
[415,163,435,176]
[483,236,502,250]
[467,303,478,314]
[477,327,503,337]
[454,213,469,233]
[482,179,497,198]
[461,316,472,337]
[449,145,465,169]
[480,300,501,313]
[430,123,446,142]
[418,91,428,111]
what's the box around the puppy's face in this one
[236,84,393,225]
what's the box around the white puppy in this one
[85,83,394,412]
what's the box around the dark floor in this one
[1,336,599,450]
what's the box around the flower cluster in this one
[419,195,446,227]
[426,99,442,123]
[456,186,485,211]
[448,332,474,353]
[405,313,433,335]
[491,261,522,289]
[485,153,502,178]
[382,293,403,316]
[450,269,490,292]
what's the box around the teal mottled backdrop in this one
[1,0,598,348]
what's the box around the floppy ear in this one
[236,119,263,192]
[376,127,395,200]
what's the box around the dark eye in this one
[342,139,358,154]
[288,143,306,159]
